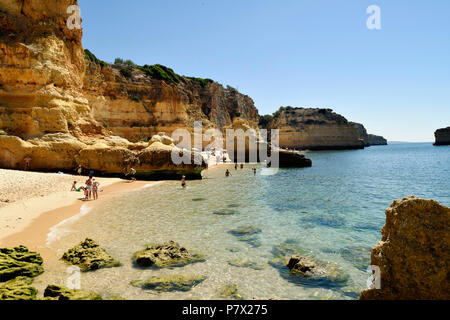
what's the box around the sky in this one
[79,0,450,142]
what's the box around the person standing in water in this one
[181,176,187,189]
[235,163,238,170]
[225,169,231,177]
[253,168,257,176]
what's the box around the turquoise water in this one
[40,143,450,300]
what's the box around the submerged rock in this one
[360,197,450,300]
[287,255,328,277]
[217,284,244,300]
[133,241,205,268]
[131,275,206,292]
[227,258,265,270]
[213,210,239,216]
[0,277,37,301]
[43,285,102,300]
[61,239,121,272]
[229,226,262,236]
[0,246,44,282]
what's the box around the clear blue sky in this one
[79,0,450,142]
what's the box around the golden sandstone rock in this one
[360,197,450,300]
[0,0,259,177]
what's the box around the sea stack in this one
[266,107,365,150]
[351,123,388,146]
[360,197,450,300]
[434,127,450,146]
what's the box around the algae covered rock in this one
[0,246,44,282]
[133,241,205,268]
[131,275,206,292]
[0,277,37,300]
[61,239,121,272]
[217,284,244,300]
[43,285,102,300]
[286,255,349,286]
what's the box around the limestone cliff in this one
[266,107,365,150]
[434,127,450,146]
[0,0,259,178]
[83,59,259,142]
[351,123,387,146]
[360,197,450,300]
[368,134,387,146]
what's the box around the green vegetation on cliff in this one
[84,49,107,67]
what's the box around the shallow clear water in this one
[39,143,450,300]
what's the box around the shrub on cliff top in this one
[139,64,182,84]
[184,77,214,87]
[84,49,107,67]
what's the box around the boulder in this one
[61,239,121,272]
[0,277,37,301]
[287,255,328,277]
[286,255,348,285]
[270,149,312,168]
[360,197,450,300]
[43,285,102,300]
[0,246,44,282]
[133,241,205,268]
[131,275,206,292]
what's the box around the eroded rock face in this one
[130,275,206,292]
[368,134,387,146]
[61,239,121,272]
[271,149,312,168]
[268,107,365,150]
[434,127,450,146]
[0,277,37,301]
[360,197,450,300]
[351,123,387,146]
[43,285,102,300]
[0,246,44,282]
[133,241,205,268]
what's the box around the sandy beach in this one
[0,169,159,254]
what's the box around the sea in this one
[38,143,450,300]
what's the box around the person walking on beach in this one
[77,165,83,176]
[85,175,94,200]
[71,181,77,191]
[92,179,100,200]
[181,176,187,189]
[23,156,31,171]
[130,167,137,182]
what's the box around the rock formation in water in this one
[0,0,258,178]
[368,134,387,146]
[43,285,102,300]
[434,127,450,146]
[266,107,365,150]
[351,123,387,146]
[360,197,450,300]
[61,239,121,272]
[130,275,206,292]
[133,241,205,268]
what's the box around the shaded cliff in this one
[265,107,365,150]
[351,123,387,146]
[434,127,450,146]
[360,197,450,300]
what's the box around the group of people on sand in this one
[71,175,101,201]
